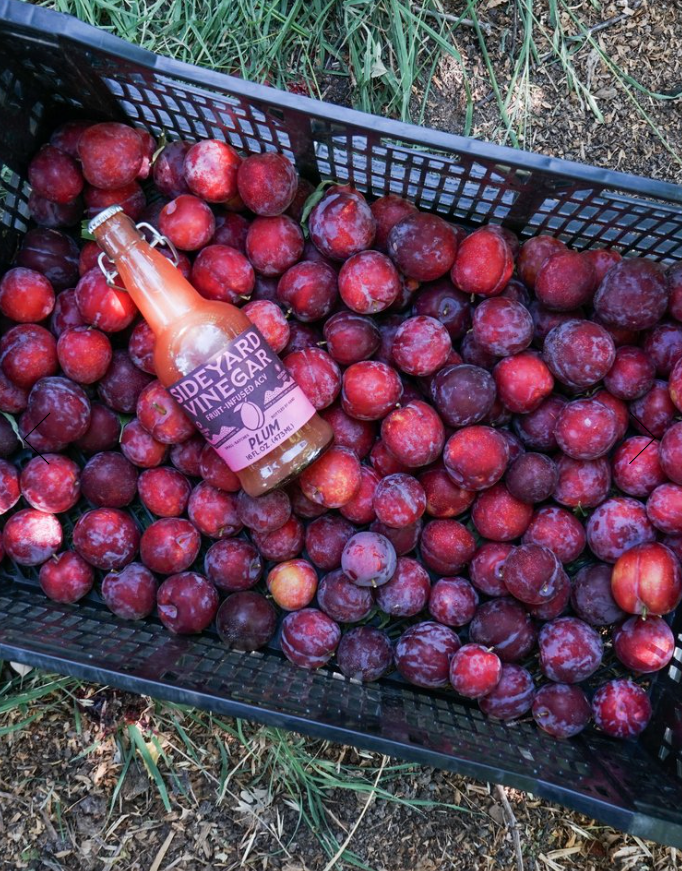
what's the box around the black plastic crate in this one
[2,0,682,847]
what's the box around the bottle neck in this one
[92,211,199,334]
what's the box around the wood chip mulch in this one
[0,685,678,871]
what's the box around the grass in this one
[39,0,682,168]
[42,0,471,122]
[0,667,466,868]
[38,0,476,128]
[0,667,80,735]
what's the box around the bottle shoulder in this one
[154,303,253,382]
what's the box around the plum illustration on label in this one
[236,401,265,431]
[169,326,316,471]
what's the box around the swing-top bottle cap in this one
[88,205,124,235]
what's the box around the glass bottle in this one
[90,205,332,497]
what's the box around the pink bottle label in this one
[169,325,315,472]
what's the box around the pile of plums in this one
[2,119,682,744]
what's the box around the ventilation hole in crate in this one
[199,104,221,126]
[669,665,682,682]
[256,124,274,145]
[0,166,30,234]
[125,83,144,103]
[119,100,141,121]
[162,670,178,681]
[104,78,124,97]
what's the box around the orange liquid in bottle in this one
[92,207,333,497]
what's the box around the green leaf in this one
[1,412,24,448]
[117,414,133,443]
[369,36,387,79]
[376,609,392,630]
[81,219,95,241]
[109,734,136,817]
[150,128,168,166]
[300,179,337,230]
[128,723,172,812]
[0,709,44,736]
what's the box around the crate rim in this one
[2,0,682,209]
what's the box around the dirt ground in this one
[388,1,682,187]
[0,684,678,871]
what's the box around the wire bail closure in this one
[136,221,181,267]
[97,221,181,292]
